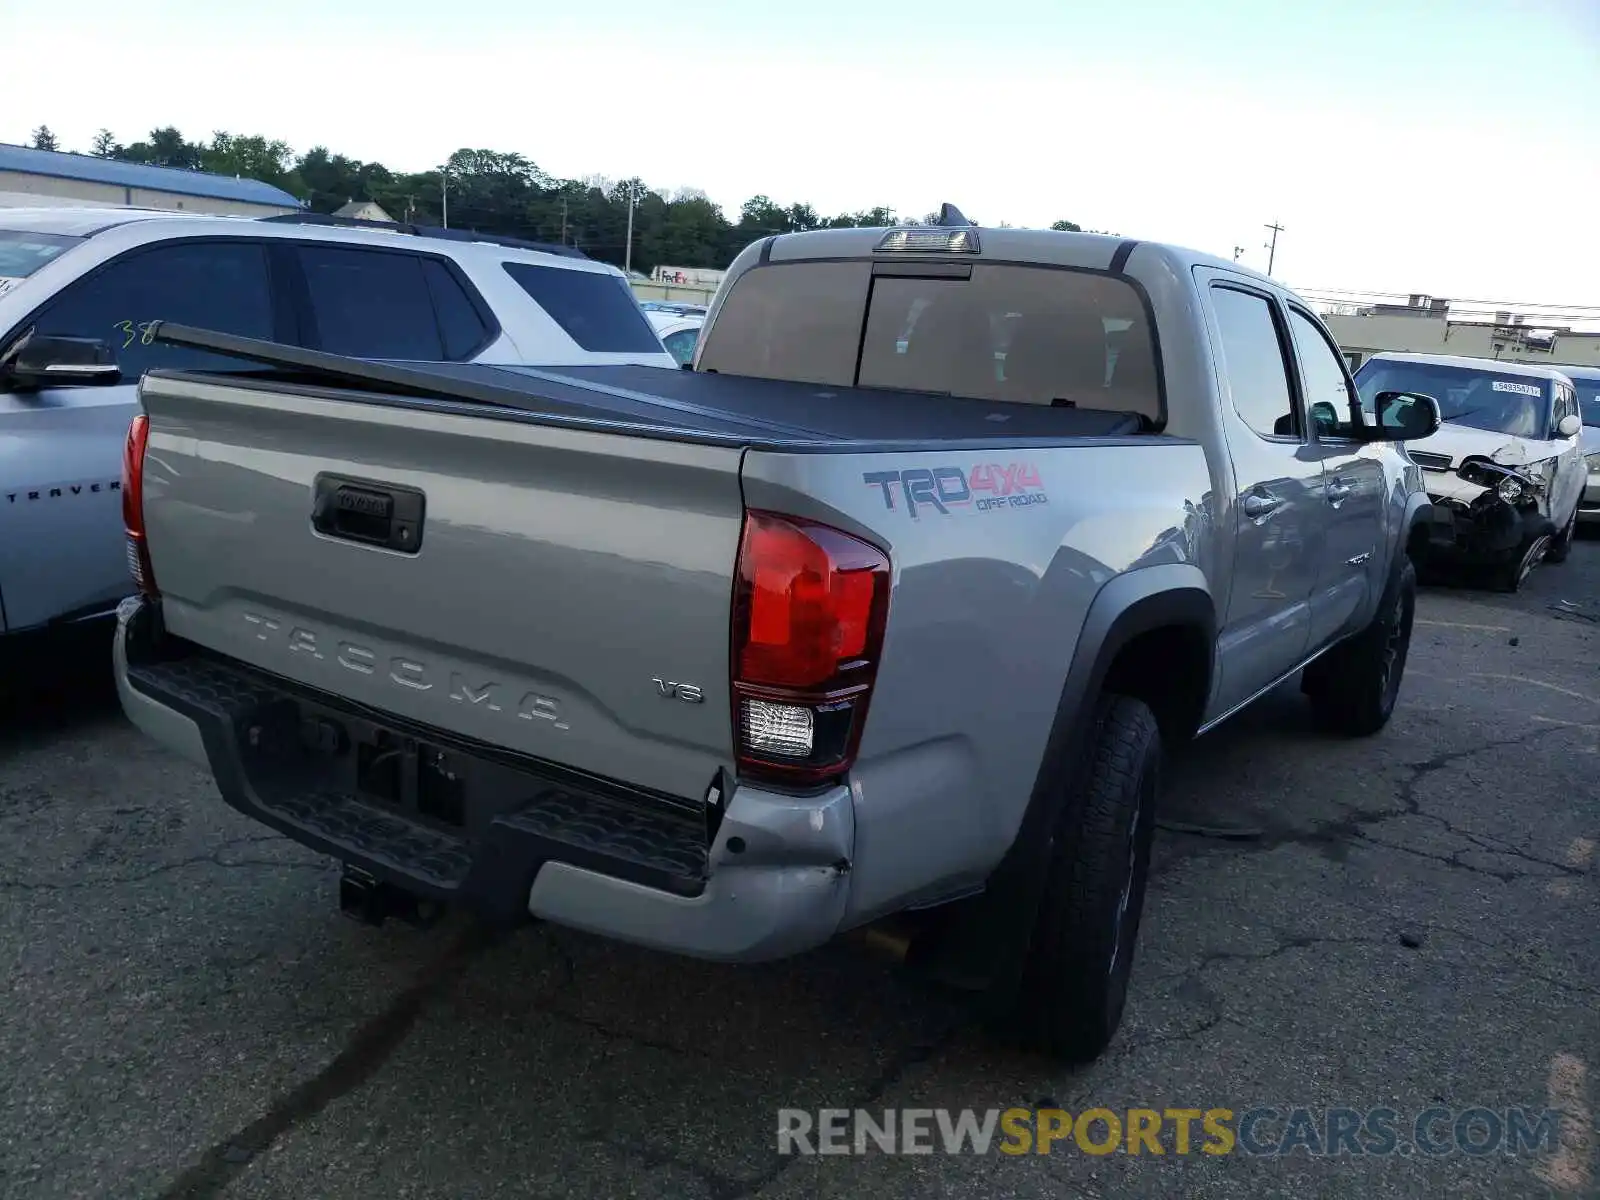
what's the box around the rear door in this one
[1284,303,1387,651]
[1198,272,1323,714]
[0,237,280,631]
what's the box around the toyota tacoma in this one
[113,209,1439,1061]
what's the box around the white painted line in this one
[1473,673,1598,706]
[1415,619,1511,632]
[1534,1052,1593,1194]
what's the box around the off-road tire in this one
[1010,693,1160,1063]
[1303,557,1416,736]
[1545,502,1579,565]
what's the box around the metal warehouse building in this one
[0,143,302,216]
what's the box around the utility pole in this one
[1233,246,1246,261]
[440,165,449,229]
[622,180,644,276]
[1263,222,1285,274]
[561,196,568,245]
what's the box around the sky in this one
[10,0,1600,315]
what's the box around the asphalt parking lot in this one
[2,543,1596,1200]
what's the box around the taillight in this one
[731,510,891,785]
[121,413,158,596]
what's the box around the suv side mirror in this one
[1364,390,1442,442]
[0,332,122,391]
[1556,413,1582,439]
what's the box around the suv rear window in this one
[502,262,662,353]
[697,260,1163,424]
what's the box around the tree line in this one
[25,124,1094,275]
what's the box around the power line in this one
[1289,285,1600,314]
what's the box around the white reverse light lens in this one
[741,699,814,759]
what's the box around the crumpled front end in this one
[1414,447,1558,567]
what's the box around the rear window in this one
[503,262,663,353]
[697,260,1163,424]
[0,230,82,282]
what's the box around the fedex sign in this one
[863,462,1048,519]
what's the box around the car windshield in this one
[1572,379,1600,428]
[0,229,83,282]
[1355,360,1550,439]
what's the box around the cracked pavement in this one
[2,541,1596,1199]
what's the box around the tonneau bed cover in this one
[145,323,1149,448]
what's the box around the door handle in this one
[311,473,426,553]
[1242,492,1284,520]
[1325,478,1353,506]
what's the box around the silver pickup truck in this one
[114,213,1440,1061]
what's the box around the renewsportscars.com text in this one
[777,1106,1561,1158]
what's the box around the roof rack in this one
[255,211,588,259]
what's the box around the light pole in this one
[440,164,450,229]
[1233,246,1246,261]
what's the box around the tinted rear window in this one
[697,260,1162,423]
[421,258,491,359]
[503,263,662,353]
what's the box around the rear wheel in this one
[1303,557,1416,736]
[1008,693,1160,1063]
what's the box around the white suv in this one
[0,207,673,644]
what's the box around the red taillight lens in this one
[732,511,890,785]
[121,413,157,596]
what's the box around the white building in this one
[0,143,302,217]
[1324,294,1600,374]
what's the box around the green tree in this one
[30,125,59,152]
[90,129,121,158]
[121,127,201,169]
[201,133,295,188]
[1050,219,1083,232]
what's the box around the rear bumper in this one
[114,597,854,963]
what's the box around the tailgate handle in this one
[311,474,426,553]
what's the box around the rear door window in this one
[421,258,491,359]
[1208,286,1301,440]
[296,246,444,360]
[502,262,663,353]
[30,239,275,379]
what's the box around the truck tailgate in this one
[137,373,743,803]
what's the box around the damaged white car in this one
[1354,353,1586,591]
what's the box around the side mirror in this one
[1364,390,1442,442]
[1556,413,1581,439]
[0,332,122,391]
[1310,400,1339,434]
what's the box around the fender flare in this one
[1400,489,1433,560]
[918,564,1216,1000]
